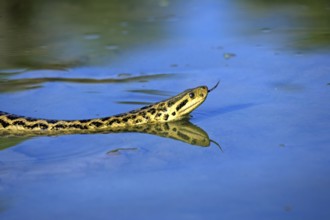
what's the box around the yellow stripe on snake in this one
[0,83,219,146]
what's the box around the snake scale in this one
[0,83,219,134]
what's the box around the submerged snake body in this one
[0,85,214,133]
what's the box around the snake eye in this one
[189,92,195,98]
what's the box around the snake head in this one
[175,86,208,117]
[148,82,219,123]
[154,85,209,122]
[173,81,220,119]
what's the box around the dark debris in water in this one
[106,147,138,155]
[272,82,305,92]
[223,52,236,59]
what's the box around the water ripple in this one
[0,73,176,93]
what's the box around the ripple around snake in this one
[0,135,117,166]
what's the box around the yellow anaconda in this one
[0,82,219,133]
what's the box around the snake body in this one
[0,83,218,133]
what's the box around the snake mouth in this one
[178,100,204,116]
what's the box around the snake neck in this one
[0,85,209,132]
[0,100,188,131]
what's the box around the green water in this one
[0,0,329,219]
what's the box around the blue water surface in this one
[0,0,329,219]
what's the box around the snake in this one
[0,82,219,134]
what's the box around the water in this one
[0,0,330,219]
